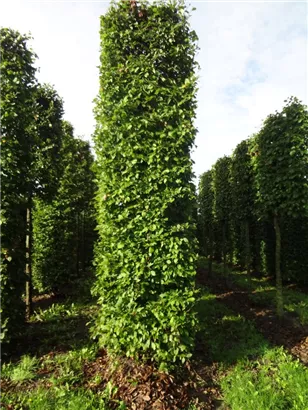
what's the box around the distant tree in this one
[253,97,308,316]
[25,83,64,318]
[32,123,96,295]
[231,139,255,277]
[198,170,215,274]
[213,156,233,273]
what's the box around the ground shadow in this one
[2,294,96,363]
[197,266,308,366]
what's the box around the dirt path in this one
[197,267,308,366]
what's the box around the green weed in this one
[2,355,39,382]
[31,302,80,322]
[2,385,126,410]
[221,347,308,410]
[44,344,97,385]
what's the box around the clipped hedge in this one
[92,0,199,368]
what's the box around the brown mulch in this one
[197,267,308,366]
[83,349,222,410]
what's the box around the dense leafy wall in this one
[92,0,199,368]
[0,29,37,343]
[32,123,96,294]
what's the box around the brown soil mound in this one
[83,349,220,409]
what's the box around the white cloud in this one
[0,0,108,143]
[191,1,307,181]
[1,0,307,180]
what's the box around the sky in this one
[1,0,307,181]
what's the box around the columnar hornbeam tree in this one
[0,29,37,344]
[231,139,255,277]
[253,97,308,317]
[213,156,233,273]
[92,0,199,368]
[25,83,64,318]
[198,171,215,274]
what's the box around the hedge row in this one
[198,97,308,292]
[1,29,96,346]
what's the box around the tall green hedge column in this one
[253,97,308,317]
[231,139,255,277]
[213,156,233,273]
[198,171,215,274]
[92,0,198,369]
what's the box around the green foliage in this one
[213,156,233,224]
[92,0,199,368]
[253,97,308,219]
[198,170,214,256]
[212,156,233,266]
[231,139,255,221]
[31,83,64,200]
[231,139,256,268]
[0,28,37,343]
[221,347,308,410]
[48,346,97,386]
[31,302,80,322]
[32,124,96,294]
[281,216,308,285]
[2,355,39,382]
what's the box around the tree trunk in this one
[254,222,262,273]
[208,227,213,276]
[228,222,233,266]
[76,212,79,277]
[222,221,227,274]
[81,211,85,275]
[273,214,283,317]
[245,219,251,279]
[25,204,33,320]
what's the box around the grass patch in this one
[2,355,40,382]
[196,285,308,410]
[1,297,113,409]
[3,280,306,410]
[1,385,125,410]
[221,347,308,410]
[44,344,97,386]
[30,302,81,323]
[196,288,268,365]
